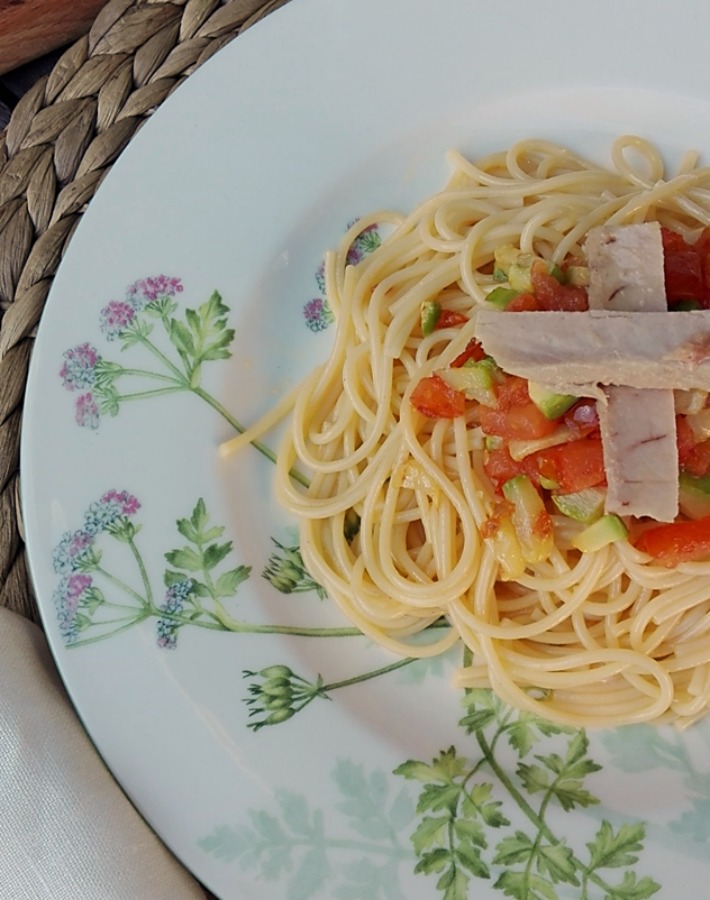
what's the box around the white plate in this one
[21,0,710,896]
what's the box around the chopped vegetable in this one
[535,438,606,495]
[436,309,468,329]
[438,359,498,406]
[484,511,526,580]
[480,400,559,441]
[486,286,520,309]
[502,474,554,563]
[634,516,710,566]
[552,486,607,524]
[527,381,578,420]
[450,338,487,368]
[572,514,628,553]
[410,374,466,418]
[679,472,710,520]
[420,300,441,336]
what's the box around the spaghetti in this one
[273,136,710,728]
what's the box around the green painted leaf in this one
[586,821,647,870]
[288,846,329,899]
[176,517,199,543]
[454,842,490,879]
[605,871,662,900]
[411,816,450,854]
[517,763,551,794]
[495,869,559,900]
[452,816,486,849]
[165,547,203,572]
[548,778,599,812]
[670,797,710,841]
[417,783,462,816]
[602,725,685,773]
[442,867,470,900]
[395,753,462,788]
[414,847,451,875]
[169,318,196,356]
[537,842,578,885]
[214,566,251,597]
[203,540,233,569]
[276,790,316,839]
[493,832,535,866]
[335,858,406,900]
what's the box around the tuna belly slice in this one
[598,386,678,522]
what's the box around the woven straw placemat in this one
[0,0,290,625]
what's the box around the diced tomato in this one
[564,399,600,438]
[505,292,539,312]
[450,338,486,368]
[480,402,559,440]
[676,415,698,467]
[664,249,704,302]
[693,226,710,296]
[495,375,531,410]
[661,226,710,305]
[529,263,589,311]
[436,309,468,329]
[634,516,710,566]
[483,446,540,491]
[535,438,606,494]
[660,226,688,254]
[410,374,466,418]
[683,439,710,478]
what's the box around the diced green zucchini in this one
[485,435,504,451]
[486,286,519,309]
[508,255,536,292]
[679,471,710,520]
[527,381,578,420]
[486,515,526,581]
[420,300,441,336]
[547,263,565,284]
[438,359,498,406]
[493,244,521,275]
[552,486,607,524]
[565,265,589,287]
[502,475,553,563]
[571,514,628,553]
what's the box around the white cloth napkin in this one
[0,606,205,900]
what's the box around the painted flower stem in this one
[95,565,148,607]
[475,728,612,894]
[138,335,190,385]
[128,537,154,607]
[70,613,150,647]
[118,367,178,383]
[115,386,186,402]
[322,657,417,691]
[192,385,310,488]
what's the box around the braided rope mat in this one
[0,0,289,623]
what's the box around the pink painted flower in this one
[59,343,100,391]
[127,275,183,311]
[53,573,92,643]
[75,393,100,429]
[100,300,136,340]
[100,489,141,517]
[83,490,141,534]
[52,529,95,574]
